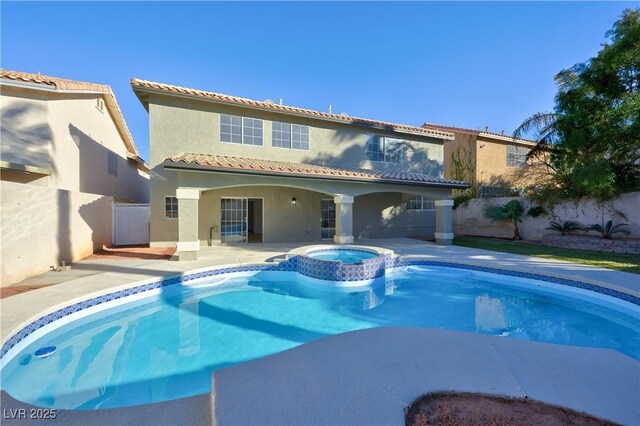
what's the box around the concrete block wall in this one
[1,181,113,286]
[541,234,640,254]
[453,192,640,241]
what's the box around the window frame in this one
[405,196,435,211]
[220,114,263,146]
[506,144,528,167]
[108,151,118,177]
[165,196,178,219]
[366,136,404,164]
[272,122,310,151]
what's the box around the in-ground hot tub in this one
[288,245,395,286]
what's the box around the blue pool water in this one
[306,249,378,263]
[1,266,638,410]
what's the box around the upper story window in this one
[220,114,263,146]
[507,144,528,167]
[406,196,435,211]
[272,122,310,150]
[96,97,105,113]
[108,151,118,176]
[366,136,403,163]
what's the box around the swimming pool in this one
[1,263,638,410]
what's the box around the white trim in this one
[334,195,354,204]
[176,188,201,200]
[435,199,454,207]
[177,241,200,251]
[435,232,454,240]
[334,235,354,244]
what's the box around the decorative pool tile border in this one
[2,257,638,359]
[297,253,386,282]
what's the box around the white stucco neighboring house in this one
[1,69,149,286]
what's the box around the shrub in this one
[586,220,631,239]
[527,205,547,218]
[453,193,472,209]
[546,221,583,235]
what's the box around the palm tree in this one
[484,200,525,240]
[512,69,578,161]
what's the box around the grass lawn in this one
[453,236,640,275]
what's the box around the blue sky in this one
[2,2,635,161]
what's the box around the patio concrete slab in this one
[320,327,524,403]
[212,327,640,426]
[489,336,640,425]
[212,336,405,425]
[0,391,210,426]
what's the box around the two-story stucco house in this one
[1,70,149,285]
[132,79,467,261]
[422,123,542,197]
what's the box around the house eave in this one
[163,161,469,189]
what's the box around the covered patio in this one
[164,153,467,260]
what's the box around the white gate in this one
[112,203,150,246]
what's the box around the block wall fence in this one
[453,192,640,241]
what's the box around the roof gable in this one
[1,69,148,170]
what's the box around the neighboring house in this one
[0,69,149,285]
[422,123,542,197]
[132,78,467,260]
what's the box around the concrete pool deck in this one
[1,238,639,425]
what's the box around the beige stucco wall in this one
[453,193,640,240]
[147,93,448,245]
[1,181,113,286]
[442,130,544,190]
[156,185,439,246]
[1,85,149,202]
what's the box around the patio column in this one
[333,194,354,244]
[435,199,454,245]
[176,188,200,261]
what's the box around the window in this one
[108,151,118,176]
[242,117,263,146]
[366,136,403,163]
[272,122,310,150]
[406,196,435,211]
[507,144,528,167]
[96,97,105,113]
[291,124,309,150]
[220,114,264,145]
[272,122,291,148]
[479,185,520,198]
[165,196,178,219]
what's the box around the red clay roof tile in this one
[165,153,467,188]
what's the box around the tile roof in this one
[1,69,148,170]
[165,153,468,188]
[131,78,455,140]
[422,122,538,145]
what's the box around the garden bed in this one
[405,392,614,426]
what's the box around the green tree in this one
[484,200,525,240]
[514,8,640,201]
